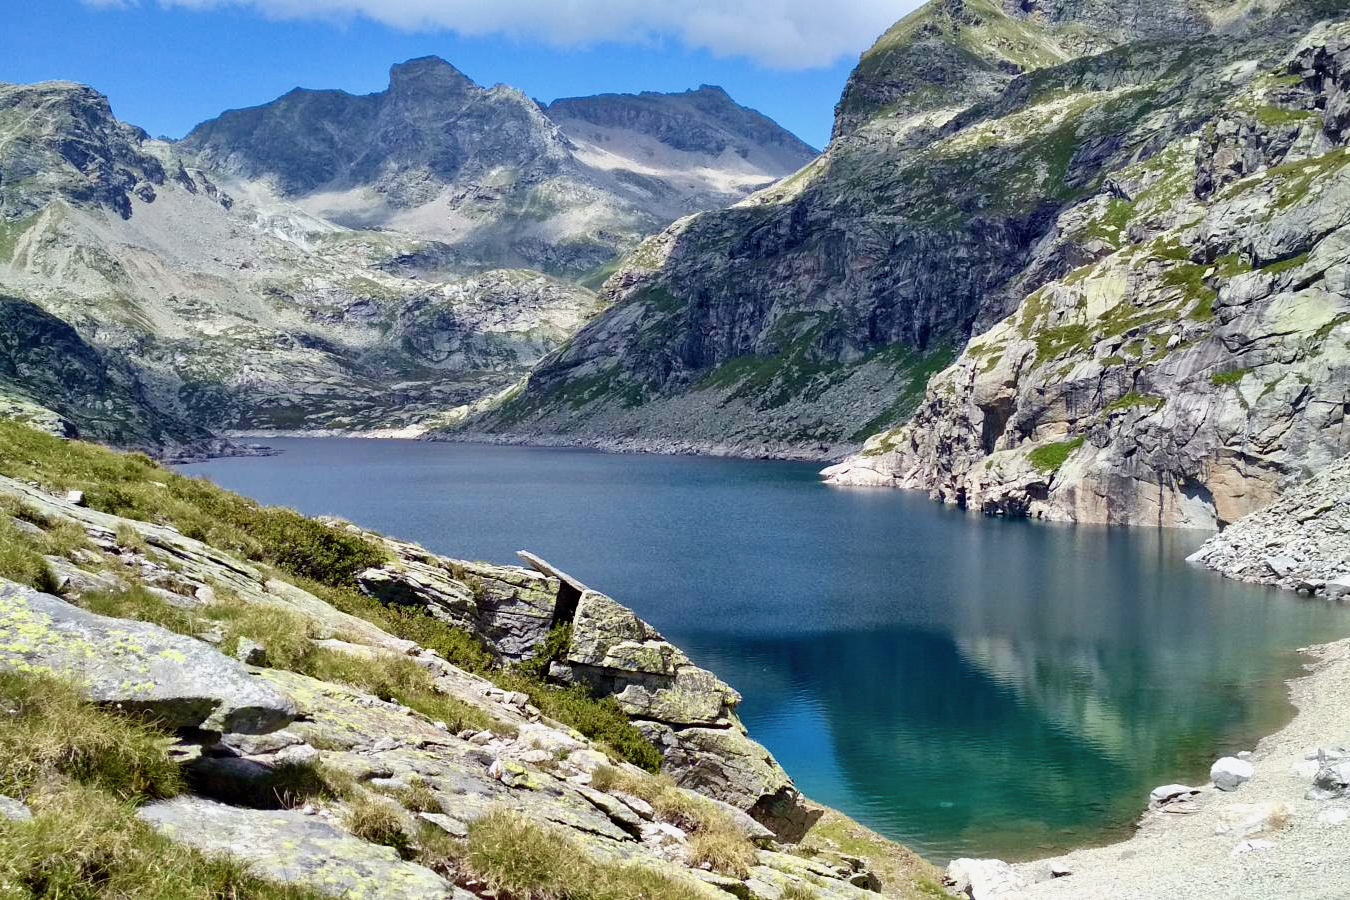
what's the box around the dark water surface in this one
[181,438,1350,861]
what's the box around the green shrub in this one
[0,670,182,802]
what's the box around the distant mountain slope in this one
[0,78,601,450]
[180,59,817,278]
[447,0,1344,468]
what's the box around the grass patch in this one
[1105,392,1164,413]
[300,647,494,734]
[0,518,59,594]
[1027,437,1085,474]
[343,794,415,859]
[0,670,182,802]
[588,764,756,875]
[0,422,387,590]
[1210,368,1252,387]
[0,784,323,900]
[463,807,709,900]
[494,674,662,772]
[799,808,945,900]
[76,585,198,636]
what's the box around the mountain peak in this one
[387,56,476,94]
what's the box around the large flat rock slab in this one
[138,797,467,899]
[0,580,295,734]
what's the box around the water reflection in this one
[181,438,1350,861]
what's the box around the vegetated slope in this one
[0,419,943,899]
[826,14,1350,528]
[0,78,602,445]
[448,0,1320,460]
[180,59,817,279]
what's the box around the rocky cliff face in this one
[825,13,1350,528]
[449,0,1287,458]
[181,59,816,279]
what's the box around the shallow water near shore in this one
[181,437,1350,861]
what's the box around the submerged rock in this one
[0,580,295,734]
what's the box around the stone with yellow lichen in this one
[0,579,295,734]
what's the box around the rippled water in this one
[181,438,1350,860]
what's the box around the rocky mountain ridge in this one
[0,64,813,457]
[448,0,1350,527]
[448,0,1305,458]
[181,59,817,278]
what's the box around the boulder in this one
[0,580,295,734]
[1326,574,1350,602]
[1264,555,1298,578]
[946,858,1027,899]
[137,797,467,899]
[1149,783,1202,808]
[1309,760,1350,799]
[0,795,31,821]
[1211,757,1254,791]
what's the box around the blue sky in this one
[0,0,922,149]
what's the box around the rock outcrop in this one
[0,581,295,734]
[1188,451,1350,591]
[825,12,1350,527]
[523,559,819,841]
[335,527,818,840]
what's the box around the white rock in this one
[1149,784,1201,808]
[1264,555,1298,578]
[65,490,86,507]
[946,858,1027,899]
[1211,757,1255,791]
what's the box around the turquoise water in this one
[181,438,1350,861]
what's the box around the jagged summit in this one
[178,58,816,275]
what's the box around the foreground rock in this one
[139,798,466,899]
[1189,454,1350,592]
[523,555,819,841]
[0,580,294,734]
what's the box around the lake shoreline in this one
[184,436,1349,869]
[1007,633,1350,899]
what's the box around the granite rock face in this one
[824,13,1350,527]
[1189,452,1350,590]
[138,798,468,899]
[0,580,295,734]
[450,0,1310,459]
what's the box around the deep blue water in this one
[180,438,1350,861]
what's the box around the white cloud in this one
[91,0,918,69]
